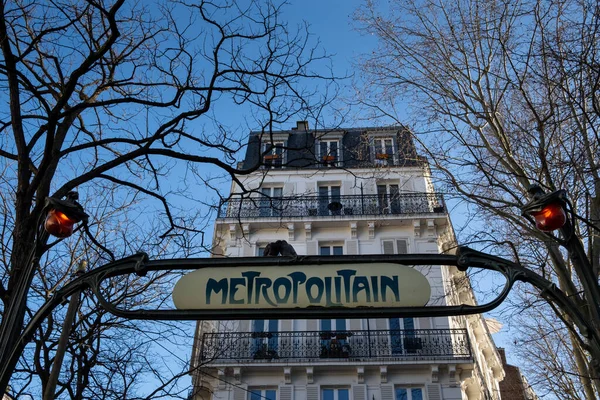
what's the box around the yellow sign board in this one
[172,263,431,310]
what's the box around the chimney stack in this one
[294,121,309,131]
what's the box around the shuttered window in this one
[397,240,408,254]
[425,384,441,400]
[307,241,318,255]
[382,239,408,254]
[307,386,319,400]
[233,387,246,400]
[279,386,293,400]
[352,385,366,400]
[380,385,394,400]
[346,240,358,255]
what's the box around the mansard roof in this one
[240,123,422,169]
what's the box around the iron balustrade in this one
[217,193,446,219]
[200,329,471,363]
[260,155,425,169]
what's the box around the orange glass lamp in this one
[44,195,89,238]
[522,187,568,232]
[528,202,567,231]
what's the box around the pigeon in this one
[263,240,297,257]
[278,240,297,256]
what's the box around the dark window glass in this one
[411,389,422,400]
[395,388,408,400]
[266,390,277,400]
[323,389,334,400]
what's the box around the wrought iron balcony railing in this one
[259,154,426,169]
[217,193,446,219]
[200,329,471,363]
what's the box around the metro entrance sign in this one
[173,263,432,310]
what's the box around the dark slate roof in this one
[241,124,421,170]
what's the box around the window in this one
[263,142,285,168]
[250,389,277,400]
[322,388,349,400]
[319,140,339,166]
[252,320,279,359]
[320,245,343,256]
[321,319,347,330]
[382,238,415,354]
[377,184,401,214]
[259,187,283,217]
[373,137,395,166]
[395,387,423,400]
[318,185,341,216]
[319,318,350,357]
[389,317,418,354]
[257,245,267,256]
[382,239,408,255]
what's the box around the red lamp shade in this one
[530,202,567,231]
[45,209,77,238]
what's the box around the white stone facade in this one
[190,125,504,400]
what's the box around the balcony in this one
[217,193,445,219]
[199,329,471,364]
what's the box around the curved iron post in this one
[0,253,149,392]
[457,246,600,351]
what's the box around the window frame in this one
[256,244,267,256]
[258,186,284,217]
[394,386,424,400]
[377,183,401,214]
[322,387,350,400]
[249,388,278,400]
[319,244,344,256]
[318,139,341,166]
[370,136,397,166]
[317,184,342,216]
[381,238,409,254]
[262,141,286,168]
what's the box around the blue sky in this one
[285,0,377,77]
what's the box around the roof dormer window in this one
[319,139,339,166]
[373,137,396,166]
[263,141,285,168]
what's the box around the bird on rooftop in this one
[263,240,297,257]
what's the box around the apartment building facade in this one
[189,122,505,400]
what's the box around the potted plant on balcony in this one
[319,332,333,340]
[319,340,352,358]
[403,337,423,354]
[253,344,279,360]
[375,153,389,160]
[322,155,336,163]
